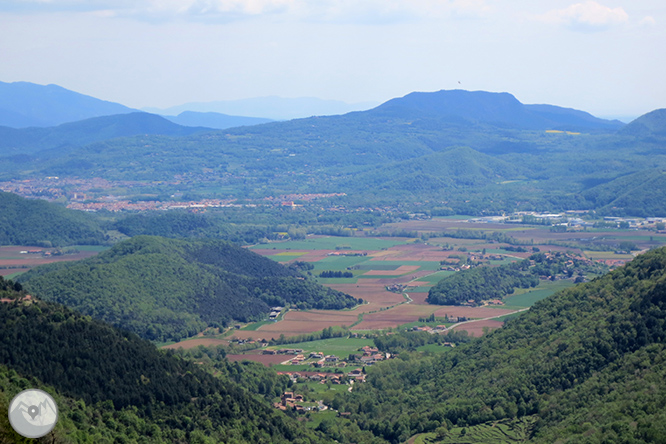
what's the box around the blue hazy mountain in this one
[164,110,273,129]
[371,89,624,132]
[619,108,666,138]
[0,112,211,155]
[0,81,136,128]
[145,96,379,120]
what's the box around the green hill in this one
[583,169,666,216]
[427,252,606,306]
[619,109,666,138]
[333,247,666,443]
[372,90,622,132]
[353,146,522,194]
[0,191,107,247]
[112,210,274,243]
[19,236,359,341]
[0,112,209,155]
[0,281,331,443]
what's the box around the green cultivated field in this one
[241,320,276,331]
[360,260,441,271]
[406,286,432,293]
[312,255,370,270]
[501,280,575,309]
[413,270,456,284]
[304,410,338,430]
[266,337,375,360]
[4,271,25,280]
[353,263,402,270]
[266,252,307,262]
[250,236,411,251]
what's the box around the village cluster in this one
[263,345,390,367]
[472,212,666,229]
[273,368,369,412]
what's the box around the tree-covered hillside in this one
[0,112,209,155]
[583,168,666,216]
[19,236,359,341]
[0,191,107,247]
[372,90,622,132]
[427,251,606,305]
[0,284,331,443]
[331,247,666,443]
[619,108,666,139]
[112,210,277,243]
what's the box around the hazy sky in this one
[1,1,664,118]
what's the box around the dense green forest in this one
[427,260,539,305]
[111,206,395,242]
[427,251,606,305]
[0,290,332,443]
[112,211,278,243]
[19,236,359,341]
[0,192,107,247]
[324,247,666,443]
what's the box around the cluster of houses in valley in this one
[471,212,666,230]
[409,325,457,338]
[263,345,390,368]
[278,368,367,385]
[274,391,308,412]
[274,368,368,413]
[385,283,406,292]
[348,345,390,366]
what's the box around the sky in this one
[0,0,664,119]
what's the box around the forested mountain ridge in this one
[372,89,623,132]
[0,81,135,128]
[19,236,359,341]
[331,247,666,443]
[164,110,273,129]
[619,108,666,138]
[0,281,332,443]
[0,191,107,247]
[0,112,210,155]
[582,168,666,217]
[427,251,606,305]
[3,88,666,215]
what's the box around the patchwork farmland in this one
[213,217,666,364]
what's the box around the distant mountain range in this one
[373,90,624,132]
[0,81,276,130]
[3,82,666,215]
[164,110,273,129]
[0,112,210,154]
[0,81,136,128]
[144,96,379,121]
